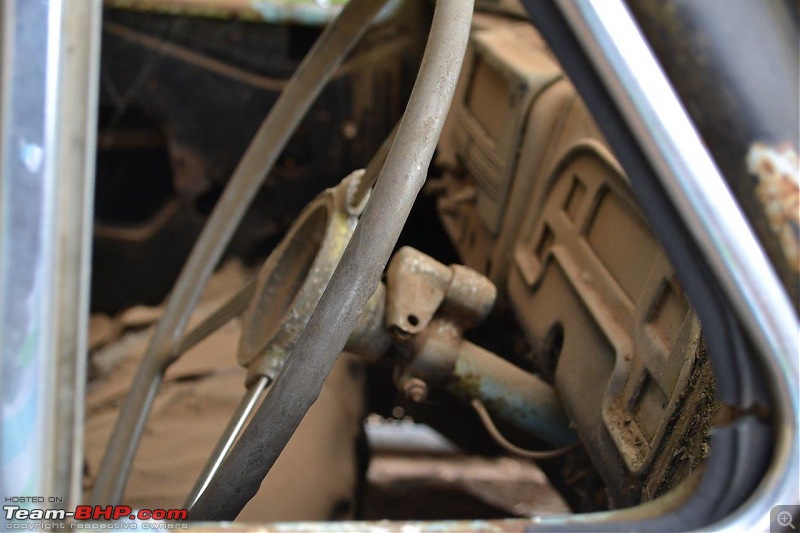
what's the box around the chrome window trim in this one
[544,1,799,530]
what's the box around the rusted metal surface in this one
[746,142,800,272]
[384,246,495,380]
[627,0,800,310]
[398,312,576,447]
[385,247,497,341]
[378,247,576,447]
[385,247,456,340]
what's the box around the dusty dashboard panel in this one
[436,15,714,508]
[435,17,562,274]
[507,143,710,505]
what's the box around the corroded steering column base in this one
[349,246,577,447]
[238,170,365,385]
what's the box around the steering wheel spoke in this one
[93,0,475,520]
[91,0,390,505]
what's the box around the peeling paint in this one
[746,142,800,272]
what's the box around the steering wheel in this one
[91,0,474,521]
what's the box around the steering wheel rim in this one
[93,0,475,519]
[91,0,395,505]
[188,0,473,520]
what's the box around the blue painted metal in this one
[452,341,577,447]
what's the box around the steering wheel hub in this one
[237,171,362,384]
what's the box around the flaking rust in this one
[746,142,800,272]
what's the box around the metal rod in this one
[0,0,101,514]
[91,0,389,505]
[188,0,474,520]
[184,376,269,510]
[175,279,256,357]
[451,341,577,447]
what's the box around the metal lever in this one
[184,376,269,510]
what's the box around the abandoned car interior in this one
[0,0,797,531]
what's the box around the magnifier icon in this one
[778,511,796,530]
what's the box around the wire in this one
[471,399,580,460]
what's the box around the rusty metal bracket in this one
[351,247,578,447]
[385,246,496,340]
